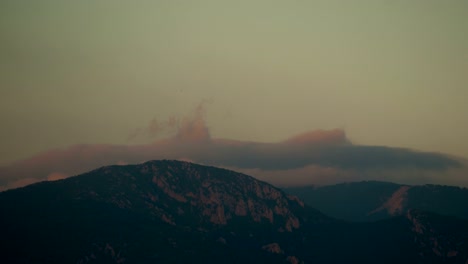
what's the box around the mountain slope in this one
[284,181,468,222]
[1,161,468,263]
[0,160,325,263]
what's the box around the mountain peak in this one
[118,159,309,231]
[12,160,318,232]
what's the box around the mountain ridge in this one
[284,181,468,222]
[1,160,468,263]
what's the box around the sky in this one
[1,1,468,189]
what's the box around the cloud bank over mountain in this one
[0,103,466,191]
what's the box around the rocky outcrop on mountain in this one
[368,185,411,216]
[262,243,284,254]
[65,160,318,232]
[405,209,468,263]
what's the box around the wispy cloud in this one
[127,100,211,142]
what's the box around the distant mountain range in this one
[284,181,468,222]
[1,160,467,263]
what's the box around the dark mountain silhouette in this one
[1,161,467,263]
[284,181,468,222]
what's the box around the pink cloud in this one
[0,101,465,191]
[283,129,349,145]
[127,101,210,142]
[47,172,68,181]
[0,178,41,192]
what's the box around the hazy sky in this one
[1,0,468,165]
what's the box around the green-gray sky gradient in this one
[1,0,467,164]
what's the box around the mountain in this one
[0,160,322,263]
[1,161,468,263]
[284,181,468,222]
